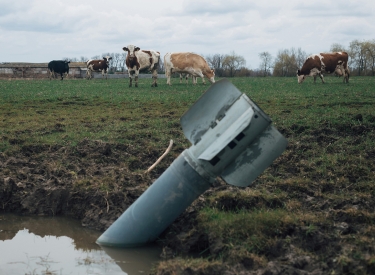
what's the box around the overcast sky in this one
[0,0,374,68]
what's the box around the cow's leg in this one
[179,74,183,83]
[319,73,325,84]
[151,69,158,87]
[60,73,63,81]
[134,70,139,87]
[339,66,349,83]
[166,69,172,86]
[193,76,197,85]
[345,68,350,83]
[195,71,204,85]
[202,77,206,85]
[129,71,133,87]
[340,68,346,83]
[152,76,157,87]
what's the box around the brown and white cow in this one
[164,52,215,85]
[122,45,160,87]
[86,56,112,80]
[297,52,350,84]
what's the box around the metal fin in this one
[221,125,288,187]
[180,79,242,144]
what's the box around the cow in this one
[179,73,206,85]
[48,60,70,80]
[86,56,112,80]
[122,45,160,87]
[297,52,350,84]
[164,52,215,85]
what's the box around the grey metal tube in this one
[96,151,212,247]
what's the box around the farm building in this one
[0,62,87,79]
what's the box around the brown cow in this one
[297,52,350,84]
[164,52,215,85]
[86,56,112,80]
[123,45,160,87]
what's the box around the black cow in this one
[48,60,70,80]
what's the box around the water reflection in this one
[0,214,161,275]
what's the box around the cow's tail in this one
[153,52,161,71]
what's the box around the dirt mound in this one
[0,139,161,231]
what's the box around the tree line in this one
[262,39,375,77]
[63,38,375,77]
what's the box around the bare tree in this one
[259,52,272,77]
[362,40,375,76]
[273,49,294,77]
[111,53,120,72]
[158,57,164,74]
[120,52,127,71]
[330,43,347,52]
[272,48,305,77]
[206,54,226,77]
[222,51,246,77]
[349,40,367,75]
[295,48,308,70]
[62,57,78,62]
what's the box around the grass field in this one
[1,76,375,274]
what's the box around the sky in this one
[0,0,374,68]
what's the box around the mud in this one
[1,121,375,274]
[0,139,163,231]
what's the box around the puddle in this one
[0,213,161,275]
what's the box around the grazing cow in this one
[122,45,160,87]
[165,52,215,85]
[48,60,70,80]
[297,52,350,84]
[86,56,112,80]
[179,73,206,85]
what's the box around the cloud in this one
[0,0,374,67]
[179,0,258,15]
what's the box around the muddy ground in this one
[1,123,375,275]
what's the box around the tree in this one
[273,49,297,77]
[330,43,346,52]
[158,57,164,74]
[259,52,272,77]
[295,48,308,70]
[120,52,127,71]
[349,40,367,75]
[206,54,226,77]
[362,40,375,76]
[222,51,246,77]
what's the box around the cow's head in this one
[123,45,140,58]
[296,69,305,84]
[64,60,70,71]
[103,56,112,65]
[207,68,215,84]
